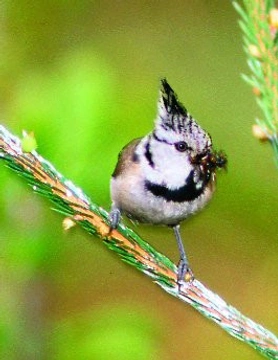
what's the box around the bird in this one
[109,79,227,284]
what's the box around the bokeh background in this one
[1,1,277,359]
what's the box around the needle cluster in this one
[234,0,278,163]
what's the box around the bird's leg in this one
[173,224,194,284]
[109,206,121,230]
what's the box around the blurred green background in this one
[1,1,277,359]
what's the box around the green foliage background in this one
[0,1,277,359]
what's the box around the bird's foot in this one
[177,259,194,286]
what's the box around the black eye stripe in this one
[153,132,193,152]
[153,131,171,144]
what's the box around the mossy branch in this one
[0,125,278,359]
[233,0,278,163]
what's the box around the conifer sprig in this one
[233,0,278,162]
[1,125,278,359]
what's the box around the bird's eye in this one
[174,141,189,152]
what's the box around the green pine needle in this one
[233,0,278,163]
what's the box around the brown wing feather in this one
[112,138,142,178]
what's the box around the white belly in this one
[110,175,215,226]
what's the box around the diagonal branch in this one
[0,125,277,359]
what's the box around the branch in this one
[1,125,278,359]
[233,0,278,163]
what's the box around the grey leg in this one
[173,224,194,283]
[109,207,121,229]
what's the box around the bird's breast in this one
[111,167,215,226]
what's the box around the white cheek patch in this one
[142,141,193,189]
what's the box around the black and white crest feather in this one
[155,79,212,153]
[159,79,194,134]
[161,79,188,117]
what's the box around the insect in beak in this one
[191,150,227,174]
[204,150,227,170]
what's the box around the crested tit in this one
[109,79,227,283]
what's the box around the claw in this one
[177,260,194,285]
